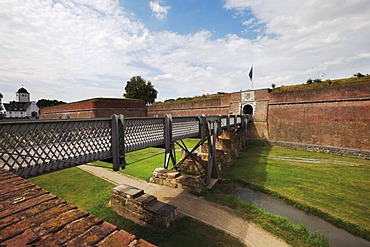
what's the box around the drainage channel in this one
[229,185,369,247]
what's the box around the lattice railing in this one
[172,117,200,141]
[1,114,247,177]
[0,118,112,177]
[125,117,165,152]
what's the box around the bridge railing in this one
[0,118,112,177]
[1,114,248,177]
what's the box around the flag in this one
[249,65,253,81]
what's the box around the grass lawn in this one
[223,142,370,239]
[29,167,243,247]
[94,138,202,181]
[94,147,167,181]
[202,188,328,247]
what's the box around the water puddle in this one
[225,185,370,247]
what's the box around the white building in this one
[4,87,39,119]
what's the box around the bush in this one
[354,72,364,78]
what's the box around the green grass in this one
[32,139,368,245]
[94,147,167,181]
[92,139,330,245]
[93,138,201,181]
[271,75,370,93]
[202,188,328,247]
[29,167,114,210]
[91,202,244,247]
[29,167,243,247]
[174,138,201,150]
[223,142,370,239]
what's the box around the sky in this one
[1,0,369,104]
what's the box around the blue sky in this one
[0,0,369,104]
[122,0,258,39]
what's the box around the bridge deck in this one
[0,168,156,246]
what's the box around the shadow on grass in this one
[90,201,244,247]
[222,121,271,189]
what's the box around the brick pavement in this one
[0,168,156,246]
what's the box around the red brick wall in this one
[148,84,369,152]
[147,94,232,116]
[267,84,370,150]
[40,98,146,119]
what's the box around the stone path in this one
[79,164,289,247]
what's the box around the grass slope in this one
[223,142,370,238]
[271,75,370,93]
[203,188,328,247]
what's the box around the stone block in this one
[110,184,177,229]
[166,170,181,179]
[112,184,144,199]
[179,175,205,193]
[151,168,167,177]
[135,194,157,207]
[146,201,177,228]
[150,168,181,188]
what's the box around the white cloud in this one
[242,18,255,26]
[149,1,170,21]
[0,0,369,105]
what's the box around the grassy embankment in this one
[271,74,370,93]
[219,142,370,240]
[29,167,243,247]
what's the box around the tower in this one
[16,87,30,102]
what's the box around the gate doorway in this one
[243,104,253,115]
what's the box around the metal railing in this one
[1,114,248,178]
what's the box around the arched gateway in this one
[243,104,253,115]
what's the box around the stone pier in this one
[110,184,177,228]
[190,128,245,173]
[149,168,205,193]
[150,128,246,192]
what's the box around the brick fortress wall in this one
[40,98,146,119]
[147,93,233,116]
[146,82,370,157]
[266,83,370,155]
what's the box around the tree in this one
[123,76,158,104]
[0,93,5,119]
[37,99,67,108]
